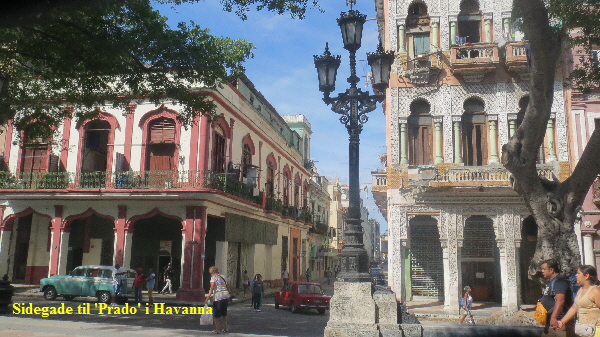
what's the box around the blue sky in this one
[154,1,388,231]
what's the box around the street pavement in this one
[2,279,335,337]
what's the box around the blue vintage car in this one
[39,265,135,303]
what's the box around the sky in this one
[153,0,388,231]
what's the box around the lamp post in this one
[314,9,393,283]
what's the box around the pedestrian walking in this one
[325,267,333,285]
[252,274,265,312]
[205,266,231,334]
[242,270,250,298]
[146,268,156,304]
[111,264,125,306]
[557,265,600,336]
[160,263,173,295]
[305,268,311,282]
[539,259,574,337]
[282,268,289,286]
[459,286,475,325]
[133,268,145,305]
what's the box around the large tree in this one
[503,0,600,278]
[0,0,318,138]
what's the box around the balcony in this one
[0,170,263,204]
[450,43,499,82]
[430,164,557,187]
[505,42,530,80]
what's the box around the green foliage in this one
[160,0,321,20]
[0,0,257,138]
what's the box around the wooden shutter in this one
[149,118,176,143]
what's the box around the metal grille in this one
[462,217,495,259]
[410,222,444,298]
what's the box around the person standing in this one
[146,268,156,304]
[305,268,311,282]
[205,266,231,334]
[281,268,289,286]
[160,263,173,295]
[252,274,265,312]
[242,270,250,298]
[325,267,333,285]
[557,265,600,336]
[133,268,145,305]
[539,259,574,337]
[459,286,475,325]
[111,264,125,306]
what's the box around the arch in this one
[408,98,433,165]
[126,207,184,233]
[211,114,232,140]
[77,109,121,131]
[463,96,485,114]
[139,106,182,172]
[458,0,482,43]
[520,215,539,304]
[408,215,444,300]
[2,207,52,231]
[241,134,256,155]
[410,98,432,116]
[459,0,480,14]
[407,0,428,17]
[461,215,501,302]
[461,97,488,166]
[63,208,116,232]
[265,153,277,171]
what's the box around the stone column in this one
[442,239,461,314]
[453,118,463,164]
[400,120,408,165]
[58,232,69,276]
[49,205,64,276]
[484,19,493,43]
[432,21,440,51]
[123,233,133,268]
[450,21,457,46]
[489,117,499,164]
[0,230,10,277]
[398,24,406,52]
[583,233,595,266]
[114,205,127,265]
[434,118,444,164]
[546,118,557,161]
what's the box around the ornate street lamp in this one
[314,9,393,283]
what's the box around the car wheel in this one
[290,302,297,314]
[64,295,75,301]
[97,291,111,304]
[317,309,326,315]
[274,300,279,309]
[43,286,57,300]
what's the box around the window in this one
[146,118,176,171]
[405,2,431,66]
[457,0,481,44]
[407,100,433,165]
[461,98,487,166]
[294,177,300,208]
[81,120,110,173]
[283,172,290,205]
[212,126,226,173]
[242,144,252,178]
[413,33,430,56]
[266,161,275,197]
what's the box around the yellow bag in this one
[534,301,547,325]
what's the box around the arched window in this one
[458,0,481,43]
[461,97,487,166]
[266,160,275,197]
[283,171,290,206]
[81,120,110,173]
[408,99,433,165]
[242,143,252,178]
[517,96,528,129]
[294,175,301,208]
[405,2,431,66]
[146,117,176,171]
[212,126,226,173]
[20,132,51,175]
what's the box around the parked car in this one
[274,282,331,314]
[39,265,135,303]
[370,267,385,285]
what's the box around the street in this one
[5,292,329,337]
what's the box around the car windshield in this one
[370,268,383,275]
[297,284,323,294]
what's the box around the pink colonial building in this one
[564,41,600,269]
[0,75,315,301]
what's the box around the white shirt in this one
[112,267,124,286]
[282,270,289,278]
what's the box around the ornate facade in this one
[373,0,571,313]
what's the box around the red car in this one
[274,282,331,314]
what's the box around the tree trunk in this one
[503,0,600,279]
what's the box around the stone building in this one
[372,0,571,313]
[0,75,316,301]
